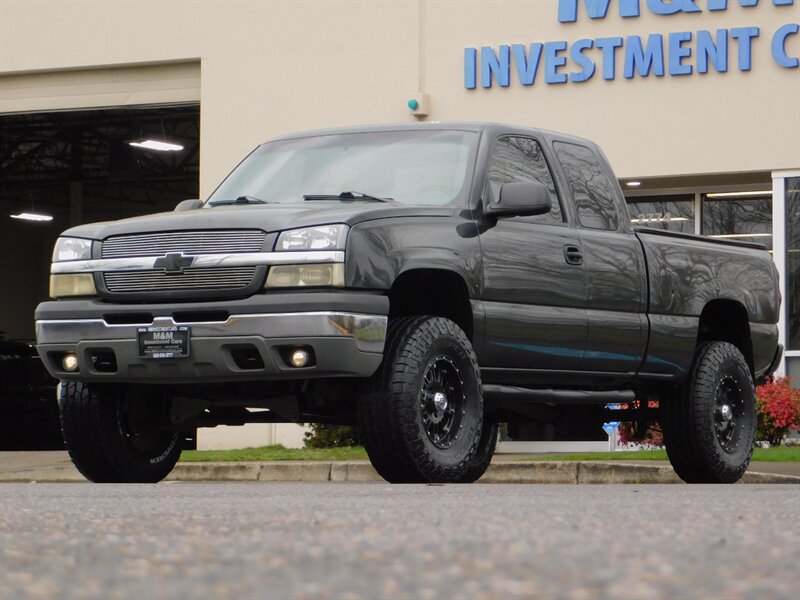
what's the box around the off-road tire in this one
[663,342,756,483]
[358,316,483,483]
[59,382,182,483]
[457,421,498,483]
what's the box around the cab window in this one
[487,137,564,224]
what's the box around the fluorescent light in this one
[10,212,53,222]
[708,233,772,239]
[128,139,184,152]
[706,191,772,198]
[631,217,689,223]
[626,181,641,187]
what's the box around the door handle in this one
[563,245,584,266]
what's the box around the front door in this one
[479,136,588,376]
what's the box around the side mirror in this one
[174,199,204,212]
[487,181,551,218]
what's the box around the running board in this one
[482,385,636,405]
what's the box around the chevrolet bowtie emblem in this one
[153,252,195,274]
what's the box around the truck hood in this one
[61,202,460,240]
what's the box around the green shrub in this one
[304,424,360,448]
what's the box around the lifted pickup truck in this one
[36,123,782,484]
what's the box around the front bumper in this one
[35,292,388,383]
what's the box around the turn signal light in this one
[50,274,97,298]
[265,263,344,288]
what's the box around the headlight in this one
[52,237,93,262]
[276,224,349,251]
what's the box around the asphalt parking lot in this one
[1,483,798,600]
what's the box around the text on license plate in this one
[137,326,190,359]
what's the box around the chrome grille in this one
[104,267,257,292]
[102,230,266,258]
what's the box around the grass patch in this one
[180,444,799,463]
[524,446,799,462]
[180,444,368,462]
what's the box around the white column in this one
[694,192,702,236]
[771,170,800,377]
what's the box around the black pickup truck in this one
[35,123,782,484]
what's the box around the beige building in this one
[1,1,798,449]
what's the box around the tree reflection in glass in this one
[703,193,773,251]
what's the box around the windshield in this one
[206,130,476,207]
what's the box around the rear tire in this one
[59,382,181,483]
[663,342,756,484]
[358,316,483,483]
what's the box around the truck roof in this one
[266,122,595,148]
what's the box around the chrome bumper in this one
[36,311,387,383]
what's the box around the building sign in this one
[465,0,799,88]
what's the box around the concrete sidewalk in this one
[1,451,798,484]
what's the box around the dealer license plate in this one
[137,326,191,359]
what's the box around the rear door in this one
[551,141,648,374]
[479,135,588,375]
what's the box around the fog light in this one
[62,353,79,372]
[290,348,310,368]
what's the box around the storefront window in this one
[702,192,773,251]
[627,194,695,234]
[786,177,799,352]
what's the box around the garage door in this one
[0,61,200,114]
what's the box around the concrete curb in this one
[2,460,797,484]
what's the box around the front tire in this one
[457,421,498,483]
[358,316,483,483]
[59,382,182,483]
[663,342,756,483]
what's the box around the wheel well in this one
[388,269,473,339]
[697,300,754,375]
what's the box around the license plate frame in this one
[137,325,191,359]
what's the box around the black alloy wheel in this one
[714,375,745,454]
[420,355,466,450]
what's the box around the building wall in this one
[197,423,309,451]
[2,1,798,448]
[2,0,799,194]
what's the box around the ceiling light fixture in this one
[10,212,53,222]
[128,139,184,152]
[708,233,772,239]
[626,181,642,187]
[706,190,772,198]
[630,217,690,223]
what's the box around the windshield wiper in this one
[208,195,272,206]
[303,191,394,203]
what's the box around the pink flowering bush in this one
[755,376,800,446]
[616,400,664,447]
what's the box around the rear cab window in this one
[553,141,621,231]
